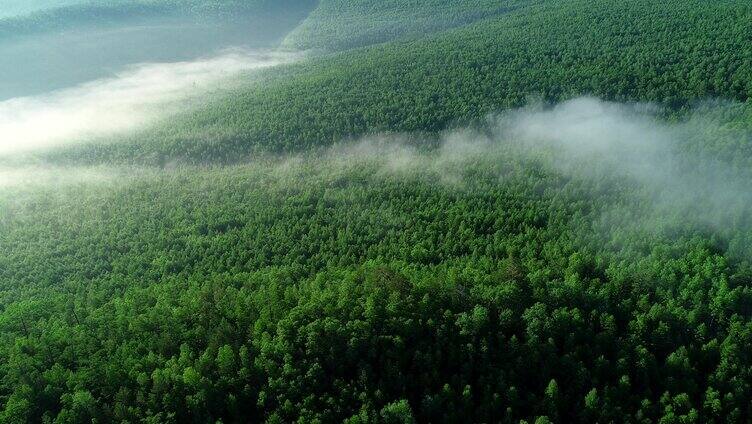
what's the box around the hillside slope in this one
[25,0,752,165]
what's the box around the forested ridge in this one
[23,0,752,166]
[2,0,752,423]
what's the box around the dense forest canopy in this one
[1,0,752,423]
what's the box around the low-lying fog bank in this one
[0,49,300,155]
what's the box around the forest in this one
[1,0,752,423]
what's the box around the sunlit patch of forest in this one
[1,0,752,423]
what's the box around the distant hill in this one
[283,0,528,50]
[0,0,86,19]
[0,1,318,40]
[0,0,317,99]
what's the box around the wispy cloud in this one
[0,49,298,155]
[3,96,750,253]
[279,98,752,239]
